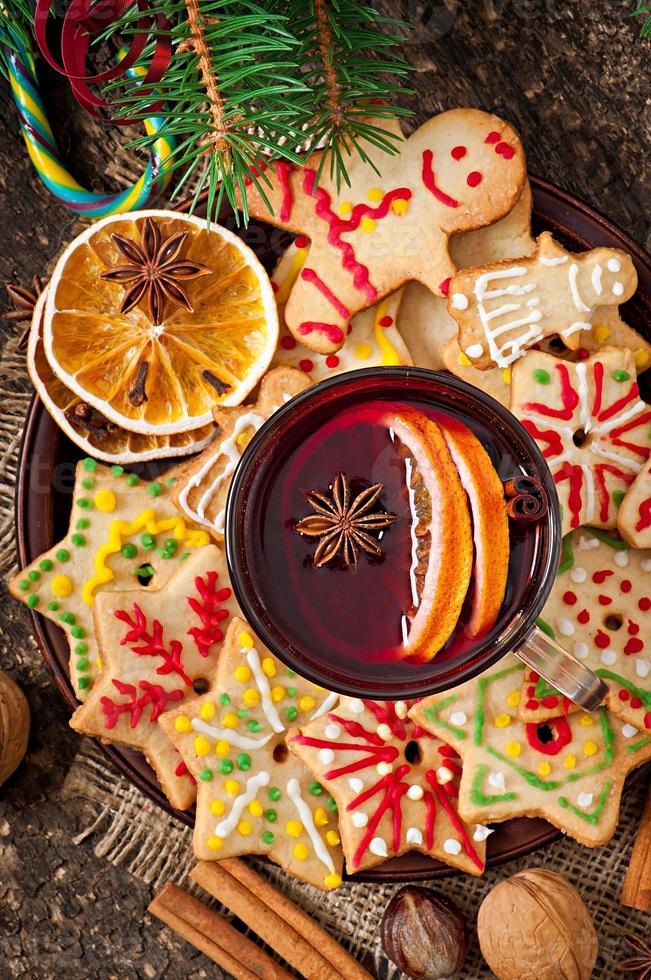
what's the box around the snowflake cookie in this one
[617,457,651,549]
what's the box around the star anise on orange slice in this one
[100,216,211,324]
[295,472,397,568]
[620,933,651,979]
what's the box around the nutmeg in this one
[477,868,598,980]
[381,885,467,979]
[0,671,29,786]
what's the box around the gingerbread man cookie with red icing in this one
[448,232,637,369]
[289,697,487,876]
[70,545,240,809]
[238,109,527,354]
[618,458,651,549]
[510,347,651,536]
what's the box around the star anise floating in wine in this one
[295,472,398,568]
[100,217,212,324]
[619,932,651,980]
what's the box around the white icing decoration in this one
[540,254,568,267]
[473,266,544,368]
[436,767,453,785]
[450,711,467,726]
[614,551,629,567]
[592,399,646,436]
[407,784,424,801]
[443,838,462,856]
[556,617,576,637]
[573,642,589,660]
[376,723,392,741]
[246,648,284,733]
[636,659,650,679]
[215,771,270,838]
[582,464,595,523]
[369,837,388,857]
[287,777,334,873]
[308,691,338,721]
[473,824,494,842]
[526,297,540,307]
[394,701,408,719]
[488,771,505,791]
[318,748,335,765]
[591,264,603,295]
[641,558,651,572]
[568,263,590,313]
[600,649,617,666]
[406,827,423,846]
[578,534,600,551]
[622,724,639,738]
[592,443,642,469]
[352,811,368,828]
[191,718,273,750]
[349,698,364,714]
[577,792,593,808]
[348,777,364,793]
[464,343,484,359]
[570,566,587,583]
[451,292,469,310]
[575,362,591,433]
[607,258,621,272]
[324,723,341,740]
[612,282,625,296]
[376,762,393,776]
[562,321,591,338]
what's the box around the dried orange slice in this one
[42,210,278,435]
[439,416,509,637]
[29,291,217,463]
[382,406,473,661]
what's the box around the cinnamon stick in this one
[149,883,293,980]
[192,861,370,980]
[220,859,373,980]
[621,780,651,911]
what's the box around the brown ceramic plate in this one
[16,176,651,882]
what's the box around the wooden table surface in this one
[0,3,649,977]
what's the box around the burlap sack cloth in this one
[1,326,649,978]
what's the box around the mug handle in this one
[516,625,608,713]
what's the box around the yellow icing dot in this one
[239,631,254,649]
[360,216,376,233]
[51,574,73,598]
[635,349,649,368]
[225,779,241,796]
[243,688,260,707]
[271,685,285,703]
[262,657,276,677]
[207,835,223,851]
[324,873,342,889]
[194,735,211,756]
[210,800,225,816]
[355,343,372,360]
[458,351,472,367]
[579,715,594,727]
[237,820,253,837]
[175,715,192,734]
[222,712,239,729]
[594,324,611,343]
[216,739,230,757]
[563,754,577,769]
[505,741,521,758]
[326,830,340,846]
[299,695,316,713]
[94,489,117,513]
[367,187,383,202]
[235,665,251,683]
[494,714,511,728]
[313,808,328,828]
[236,431,252,449]
[294,842,309,861]
[95,658,102,671]
[538,762,552,777]
[392,199,408,217]
[286,820,303,838]
[200,702,216,721]
[506,690,520,708]
[583,740,598,757]
[339,201,352,215]
[502,367,512,384]
[248,800,264,817]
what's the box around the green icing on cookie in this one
[558,779,612,825]
[587,528,629,551]
[470,764,516,806]
[558,533,574,574]
[535,617,555,640]
[423,695,467,741]
[533,369,551,384]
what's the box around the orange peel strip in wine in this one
[382,407,473,661]
[439,417,509,637]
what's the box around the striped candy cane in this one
[5,32,176,216]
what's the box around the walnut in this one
[0,671,29,786]
[477,869,598,980]
[381,885,468,979]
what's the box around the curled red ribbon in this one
[33,0,172,123]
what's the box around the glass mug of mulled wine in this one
[224,368,607,709]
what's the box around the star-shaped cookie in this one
[171,366,311,539]
[518,529,650,734]
[239,109,526,353]
[70,544,240,809]
[410,656,651,847]
[289,697,488,876]
[8,459,211,698]
[618,457,651,549]
[448,231,637,368]
[158,617,343,890]
[510,347,651,535]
